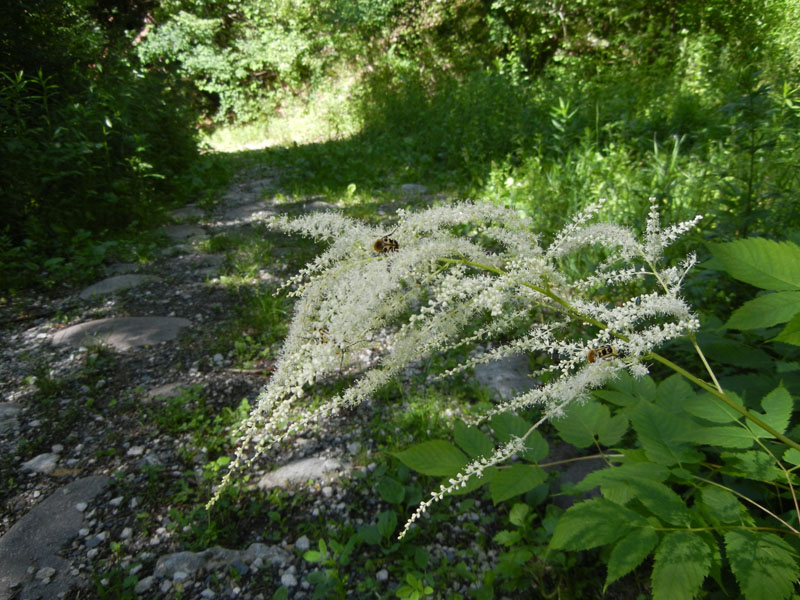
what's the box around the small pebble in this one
[280,572,297,587]
[35,567,56,580]
[109,496,123,507]
[75,502,88,512]
[120,527,133,539]
[295,535,310,552]
[134,576,154,594]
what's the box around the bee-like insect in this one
[372,235,399,254]
[587,345,617,363]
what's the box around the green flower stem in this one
[442,256,800,454]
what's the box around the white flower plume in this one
[208,199,703,532]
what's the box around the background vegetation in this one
[3,0,800,598]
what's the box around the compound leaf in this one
[725,530,799,600]
[651,531,712,600]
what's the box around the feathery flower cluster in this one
[209,199,703,536]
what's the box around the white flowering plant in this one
[211,199,800,599]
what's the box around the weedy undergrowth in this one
[211,199,800,599]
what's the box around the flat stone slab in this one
[52,317,191,350]
[163,223,207,243]
[0,475,109,600]
[79,274,160,300]
[474,354,536,401]
[257,457,342,490]
[219,201,274,223]
[171,204,204,220]
[104,263,140,275]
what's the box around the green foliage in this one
[0,2,200,293]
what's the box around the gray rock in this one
[20,453,58,474]
[400,183,428,196]
[0,403,23,434]
[304,200,337,213]
[280,572,297,587]
[242,543,291,567]
[79,275,160,300]
[257,457,342,490]
[473,354,536,401]
[52,317,191,350]
[0,475,109,599]
[104,262,140,275]
[219,201,274,223]
[134,575,154,595]
[294,536,310,552]
[171,204,204,220]
[154,551,206,579]
[163,224,207,243]
[146,382,192,401]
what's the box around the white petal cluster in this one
[209,199,704,526]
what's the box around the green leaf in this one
[575,463,670,505]
[490,413,530,442]
[682,391,744,423]
[651,531,712,600]
[357,525,381,545]
[454,421,494,459]
[377,476,405,504]
[694,332,773,369]
[631,403,704,466]
[656,374,695,406]
[549,498,648,551]
[747,386,792,438]
[377,511,397,539]
[774,313,800,346]
[597,413,629,446]
[726,291,800,330]
[783,447,800,466]
[391,441,468,477]
[699,486,742,524]
[725,530,800,600]
[678,425,754,449]
[553,401,607,448]
[625,477,691,526]
[488,464,547,504]
[605,527,659,591]
[508,503,530,527]
[709,238,800,291]
[519,429,549,463]
[721,450,783,481]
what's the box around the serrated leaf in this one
[508,503,530,526]
[376,510,397,538]
[454,421,494,459]
[678,425,754,449]
[597,413,629,446]
[699,486,742,523]
[549,498,649,551]
[721,450,783,481]
[683,391,744,423]
[605,527,660,590]
[651,531,712,600]
[490,413,530,442]
[727,291,800,330]
[377,476,405,504]
[709,238,800,291]
[488,464,547,504]
[725,530,800,600]
[657,374,695,406]
[575,462,670,493]
[391,441,468,476]
[774,313,800,346]
[632,403,704,466]
[626,477,691,526]
[520,429,549,463]
[553,401,608,448]
[783,448,800,466]
[695,332,773,368]
[747,386,792,438]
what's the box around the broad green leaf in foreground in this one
[651,531,712,600]
[726,291,800,330]
[391,441,468,477]
[747,385,792,438]
[699,486,742,523]
[605,527,659,591]
[725,530,799,600]
[453,421,494,459]
[549,498,649,551]
[709,238,800,291]
[632,402,704,465]
[773,312,800,346]
[488,464,547,504]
